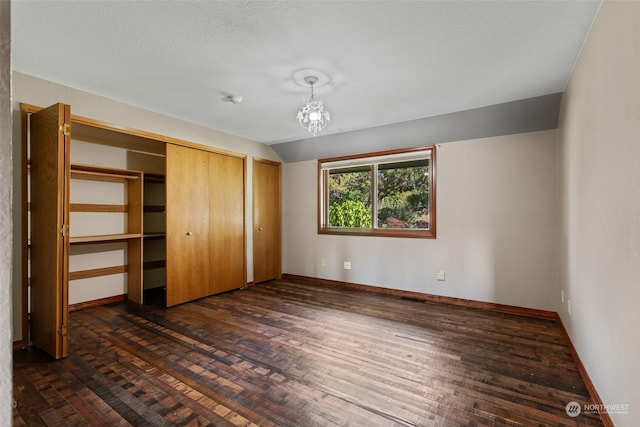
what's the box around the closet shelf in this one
[144,174,165,183]
[69,233,142,244]
[143,205,165,213]
[143,232,165,239]
[71,164,142,182]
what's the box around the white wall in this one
[557,1,640,425]
[12,72,282,341]
[66,140,166,302]
[283,130,558,311]
[0,1,13,424]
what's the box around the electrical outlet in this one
[437,271,445,281]
[343,261,351,270]
[568,300,571,316]
[320,259,326,267]
[561,289,564,304]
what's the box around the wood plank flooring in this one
[13,278,604,426]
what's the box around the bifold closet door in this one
[29,103,71,359]
[165,144,210,306]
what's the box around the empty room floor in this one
[13,278,604,426]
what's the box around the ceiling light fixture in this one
[297,76,330,136]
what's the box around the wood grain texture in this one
[70,203,127,212]
[29,103,70,359]
[127,171,144,304]
[14,278,605,426]
[209,153,246,294]
[252,159,282,284]
[165,144,211,306]
[68,294,126,312]
[127,170,143,235]
[69,234,142,244]
[68,265,127,281]
[127,237,144,305]
[284,274,558,320]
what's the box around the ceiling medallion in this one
[296,76,330,136]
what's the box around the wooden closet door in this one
[209,153,246,293]
[165,144,210,306]
[29,103,71,359]
[252,158,281,284]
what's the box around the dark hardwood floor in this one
[14,278,604,426]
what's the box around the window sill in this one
[318,227,436,239]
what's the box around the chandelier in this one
[297,76,330,136]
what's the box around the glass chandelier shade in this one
[297,76,330,136]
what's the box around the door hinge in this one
[59,123,71,136]
[58,224,69,236]
[57,325,68,337]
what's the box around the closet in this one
[24,102,247,358]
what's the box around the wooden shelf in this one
[144,174,165,183]
[143,260,165,270]
[71,164,142,182]
[143,205,165,213]
[143,232,165,239]
[69,233,142,244]
[69,265,128,281]
[71,203,127,213]
[25,102,168,356]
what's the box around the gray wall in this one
[273,93,561,162]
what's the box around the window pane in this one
[328,168,372,228]
[376,159,429,229]
[319,146,436,238]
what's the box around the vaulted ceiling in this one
[12,1,601,145]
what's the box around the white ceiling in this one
[11,0,601,145]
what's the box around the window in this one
[318,146,436,238]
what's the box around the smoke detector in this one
[222,95,243,104]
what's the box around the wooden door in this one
[29,103,71,359]
[253,158,281,283]
[209,153,246,293]
[165,144,210,306]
